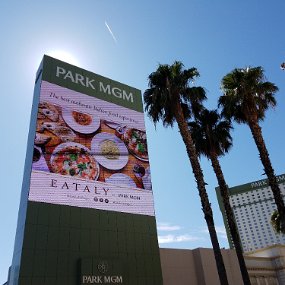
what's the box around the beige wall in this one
[160,246,284,285]
[160,248,243,285]
[160,248,198,285]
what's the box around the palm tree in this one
[219,66,285,233]
[144,61,229,285]
[188,109,251,285]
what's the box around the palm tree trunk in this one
[174,102,229,285]
[248,119,285,231]
[210,153,251,285]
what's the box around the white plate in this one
[91,132,128,170]
[62,108,100,134]
[105,173,136,188]
[50,142,100,181]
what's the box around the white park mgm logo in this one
[82,261,123,283]
[97,261,109,274]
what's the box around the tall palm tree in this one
[189,109,251,285]
[219,66,285,232]
[144,61,229,285]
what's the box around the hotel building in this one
[216,173,285,252]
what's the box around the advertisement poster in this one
[28,80,155,216]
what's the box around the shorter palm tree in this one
[219,66,285,233]
[189,109,251,285]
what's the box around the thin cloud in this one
[157,223,182,231]
[158,234,203,244]
[156,223,227,245]
[215,226,228,239]
[105,21,117,44]
[201,225,228,239]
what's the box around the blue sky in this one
[1,0,285,283]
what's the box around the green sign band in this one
[41,55,143,112]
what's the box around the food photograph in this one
[32,101,152,191]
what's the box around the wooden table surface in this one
[40,113,149,190]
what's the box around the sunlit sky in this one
[1,1,285,283]
[46,50,80,66]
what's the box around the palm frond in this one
[220,66,278,123]
[144,61,206,127]
[188,109,233,158]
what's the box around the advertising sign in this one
[28,58,154,216]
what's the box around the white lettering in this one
[55,68,133,103]
[251,180,267,189]
[251,175,285,189]
[83,275,123,284]
[100,83,133,102]
[104,276,123,283]
[75,73,85,86]
[64,70,75,82]
[99,82,111,94]
[56,66,66,77]
[122,90,133,102]
[104,276,111,283]
[86,77,96,89]
[112,87,122,98]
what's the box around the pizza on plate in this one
[123,128,148,161]
[51,145,98,180]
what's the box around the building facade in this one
[216,174,285,252]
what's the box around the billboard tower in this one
[8,56,163,285]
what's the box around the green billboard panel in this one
[41,55,143,112]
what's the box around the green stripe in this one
[41,55,143,112]
[227,174,285,195]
